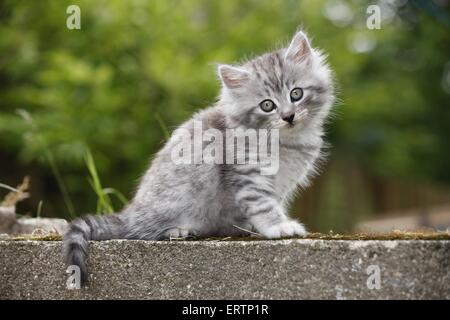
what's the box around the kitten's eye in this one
[290,87,304,102]
[259,99,276,112]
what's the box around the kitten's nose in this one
[282,113,295,124]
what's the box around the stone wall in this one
[1,239,449,299]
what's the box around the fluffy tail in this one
[63,214,123,285]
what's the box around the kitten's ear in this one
[284,31,312,64]
[218,64,250,89]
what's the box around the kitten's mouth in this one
[287,109,308,127]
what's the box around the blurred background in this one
[0,0,449,234]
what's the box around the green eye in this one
[290,87,304,102]
[259,99,276,112]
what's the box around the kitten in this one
[63,30,335,284]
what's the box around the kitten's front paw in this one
[164,228,191,239]
[259,220,307,239]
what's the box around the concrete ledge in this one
[1,239,449,299]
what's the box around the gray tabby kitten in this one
[64,30,335,284]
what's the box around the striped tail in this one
[63,214,123,285]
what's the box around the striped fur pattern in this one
[63,30,335,284]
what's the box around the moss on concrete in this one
[7,230,450,241]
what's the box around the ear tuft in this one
[284,31,312,64]
[218,64,250,89]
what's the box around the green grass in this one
[154,113,170,140]
[16,109,128,218]
[36,200,43,218]
[84,149,128,214]
[17,109,76,218]
[0,182,21,193]
[45,151,76,218]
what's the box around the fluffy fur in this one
[63,30,335,284]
